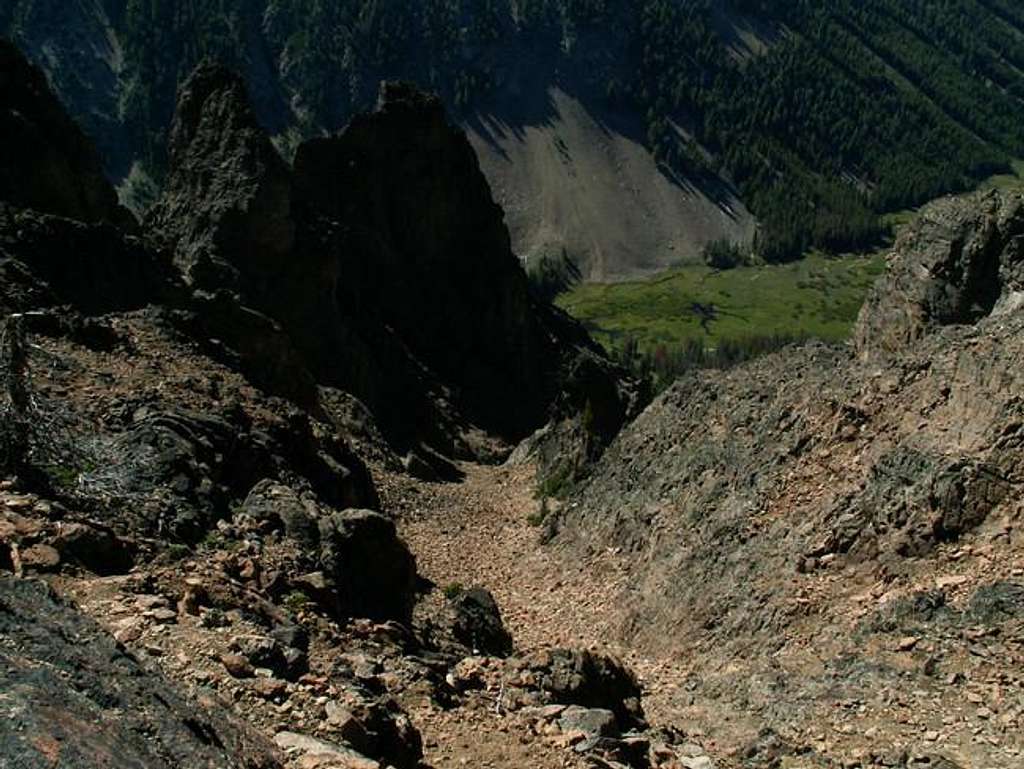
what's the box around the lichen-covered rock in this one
[0,578,282,769]
[110,406,378,543]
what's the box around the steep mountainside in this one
[0,40,133,228]
[545,187,1024,766]
[0,38,639,482]
[143,62,642,459]
[6,1,1024,273]
[0,40,668,769]
[4,30,1024,769]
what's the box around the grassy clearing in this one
[557,251,887,354]
[559,162,1024,358]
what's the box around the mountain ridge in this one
[7,0,1024,274]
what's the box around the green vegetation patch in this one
[557,251,886,355]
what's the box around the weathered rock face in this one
[0,40,133,228]
[293,81,564,439]
[146,61,295,291]
[0,204,182,316]
[0,578,283,769]
[150,68,638,458]
[553,192,1024,657]
[0,46,182,315]
[111,405,378,543]
[854,190,1024,359]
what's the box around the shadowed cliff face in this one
[293,82,575,440]
[0,40,134,228]
[0,44,180,317]
[146,62,295,293]
[149,67,638,457]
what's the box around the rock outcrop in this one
[0,204,181,316]
[854,190,1024,359]
[149,66,639,458]
[0,45,182,317]
[293,81,573,440]
[529,191,1024,767]
[146,61,295,292]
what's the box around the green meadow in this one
[559,160,1024,359]
[557,252,887,355]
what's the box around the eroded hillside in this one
[541,188,1024,767]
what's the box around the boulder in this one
[52,522,134,575]
[230,632,307,681]
[448,586,514,657]
[242,480,319,549]
[558,705,619,737]
[318,509,417,623]
[512,649,645,727]
[273,732,378,769]
[18,543,60,572]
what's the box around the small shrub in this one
[165,543,191,562]
[528,496,551,527]
[442,582,464,600]
[702,238,748,270]
[282,590,310,613]
[199,607,229,628]
[535,462,574,500]
[527,248,582,302]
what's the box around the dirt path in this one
[381,462,700,768]
[389,463,627,655]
